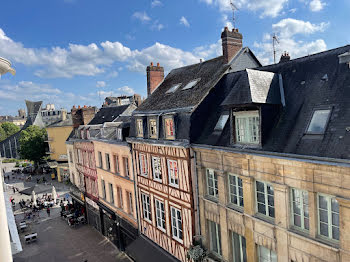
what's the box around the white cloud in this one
[151,20,164,31]
[180,16,190,27]
[309,0,325,11]
[272,18,329,38]
[200,0,288,18]
[151,0,162,7]
[253,18,328,65]
[107,71,119,78]
[96,81,106,88]
[0,28,205,78]
[132,11,151,23]
[194,40,221,59]
[117,86,135,95]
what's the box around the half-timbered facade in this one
[128,27,261,261]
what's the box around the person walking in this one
[46,207,51,217]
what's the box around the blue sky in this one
[0,0,349,115]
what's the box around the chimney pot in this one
[73,105,76,109]
[84,105,87,108]
[78,105,81,109]
[157,62,160,67]
[147,61,164,96]
[150,62,153,66]
[279,51,291,63]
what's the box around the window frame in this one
[305,108,332,135]
[170,206,183,243]
[98,151,103,168]
[108,183,114,204]
[164,116,175,140]
[208,220,222,256]
[141,193,152,223]
[255,180,275,219]
[167,159,179,188]
[127,191,134,215]
[105,153,111,171]
[290,188,309,232]
[117,186,123,209]
[232,110,260,145]
[228,174,244,208]
[257,245,277,262]
[114,155,120,174]
[123,157,130,178]
[136,119,144,137]
[148,118,158,139]
[155,198,166,232]
[206,168,218,199]
[231,231,247,262]
[101,179,106,199]
[317,193,340,241]
[152,156,162,183]
[139,153,148,177]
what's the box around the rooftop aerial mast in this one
[272,33,279,64]
[230,0,238,29]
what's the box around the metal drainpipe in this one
[193,150,201,238]
[0,159,13,262]
[129,140,140,237]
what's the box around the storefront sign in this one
[86,197,99,210]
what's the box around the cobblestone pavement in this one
[2,163,131,262]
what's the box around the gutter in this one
[192,143,350,167]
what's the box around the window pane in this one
[257,192,265,203]
[332,226,340,240]
[293,202,301,215]
[294,214,301,227]
[267,185,274,195]
[258,203,266,214]
[331,199,339,213]
[268,195,274,206]
[268,207,275,218]
[318,195,328,209]
[319,209,328,223]
[332,213,339,227]
[307,109,330,133]
[304,218,309,230]
[320,222,329,237]
[256,181,265,192]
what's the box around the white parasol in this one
[52,186,57,203]
[31,190,37,207]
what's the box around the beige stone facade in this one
[93,140,137,227]
[194,146,350,262]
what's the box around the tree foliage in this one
[0,122,20,141]
[19,125,47,165]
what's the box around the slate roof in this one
[47,114,73,127]
[88,105,129,125]
[195,45,350,160]
[135,56,230,113]
[221,69,280,106]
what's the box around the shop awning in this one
[125,235,179,262]
[70,191,85,205]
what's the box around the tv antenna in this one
[272,33,279,64]
[230,0,239,29]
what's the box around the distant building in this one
[46,113,73,182]
[0,100,45,159]
[104,94,142,107]
[41,103,68,126]
[0,109,27,127]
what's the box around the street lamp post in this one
[0,57,15,262]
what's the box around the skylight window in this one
[307,109,331,134]
[182,78,201,90]
[214,113,229,131]
[166,83,182,94]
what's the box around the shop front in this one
[69,189,86,218]
[85,197,101,233]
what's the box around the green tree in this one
[0,126,6,141]
[1,122,20,138]
[19,125,48,166]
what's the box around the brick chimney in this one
[146,62,164,96]
[279,51,291,63]
[71,105,96,128]
[221,27,243,64]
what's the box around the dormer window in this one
[136,119,143,137]
[116,128,122,140]
[233,110,260,145]
[166,83,181,94]
[306,109,331,134]
[148,118,158,139]
[164,116,175,140]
